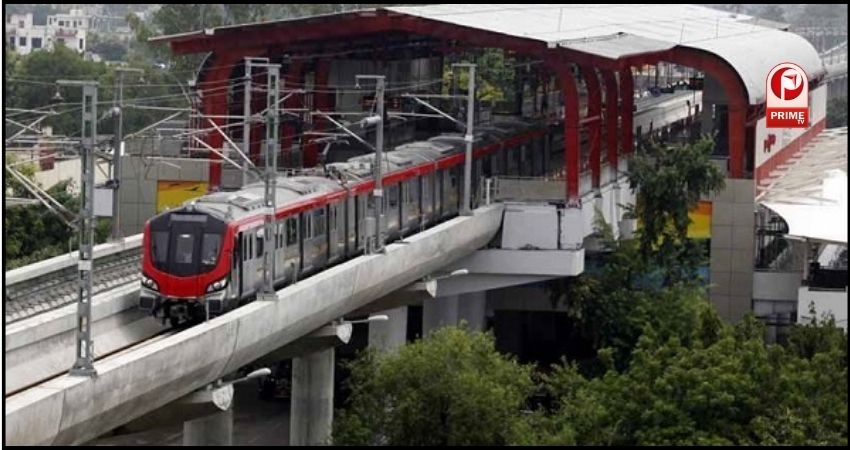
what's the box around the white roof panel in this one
[386,4,825,104]
[759,127,848,244]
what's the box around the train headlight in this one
[141,274,159,291]
[206,277,228,293]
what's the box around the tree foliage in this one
[333,327,535,446]
[626,136,725,283]
[4,157,111,269]
[525,312,847,446]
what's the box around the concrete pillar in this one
[423,292,487,334]
[183,409,233,446]
[423,295,459,335]
[457,291,486,332]
[290,347,335,446]
[368,306,408,351]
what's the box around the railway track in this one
[4,249,142,324]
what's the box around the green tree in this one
[4,158,112,268]
[334,327,535,446]
[7,46,109,136]
[548,214,718,372]
[87,33,128,62]
[626,136,725,283]
[529,313,847,445]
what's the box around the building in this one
[148,4,828,332]
[5,13,48,55]
[5,9,89,56]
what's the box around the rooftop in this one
[152,4,825,105]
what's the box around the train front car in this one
[140,204,233,326]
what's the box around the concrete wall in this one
[707,178,755,322]
[118,139,209,236]
[753,270,803,302]
[32,158,111,191]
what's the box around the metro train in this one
[140,116,554,325]
[139,91,699,326]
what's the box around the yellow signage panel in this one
[636,200,713,241]
[687,201,713,239]
[156,180,207,213]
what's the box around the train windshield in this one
[149,213,225,276]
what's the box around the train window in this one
[286,218,297,245]
[175,234,194,264]
[152,231,169,264]
[201,233,221,267]
[257,235,264,259]
[305,214,313,240]
[388,185,399,208]
[401,183,413,204]
[314,209,326,236]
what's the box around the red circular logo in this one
[770,67,805,101]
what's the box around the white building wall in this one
[798,287,848,330]
[754,85,828,170]
[6,10,90,55]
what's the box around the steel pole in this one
[243,59,253,187]
[110,72,124,240]
[374,77,386,252]
[63,80,98,377]
[461,64,476,216]
[262,65,281,295]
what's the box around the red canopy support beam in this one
[601,70,619,178]
[619,67,634,157]
[548,57,581,206]
[201,51,242,191]
[581,65,602,190]
[625,48,749,178]
[282,59,305,168]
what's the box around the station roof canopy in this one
[758,127,848,244]
[152,4,825,105]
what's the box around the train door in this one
[356,194,366,253]
[445,167,460,215]
[439,169,449,218]
[284,216,299,283]
[386,184,400,238]
[235,232,243,299]
[298,212,307,274]
[255,229,265,292]
[274,221,286,283]
[421,173,432,226]
[346,196,355,256]
[365,193,376,248]
[241,230,254,297]
[435,171,444,219]
[399,180,415,235]
[329,203,344,263]
[399,182,408,235]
